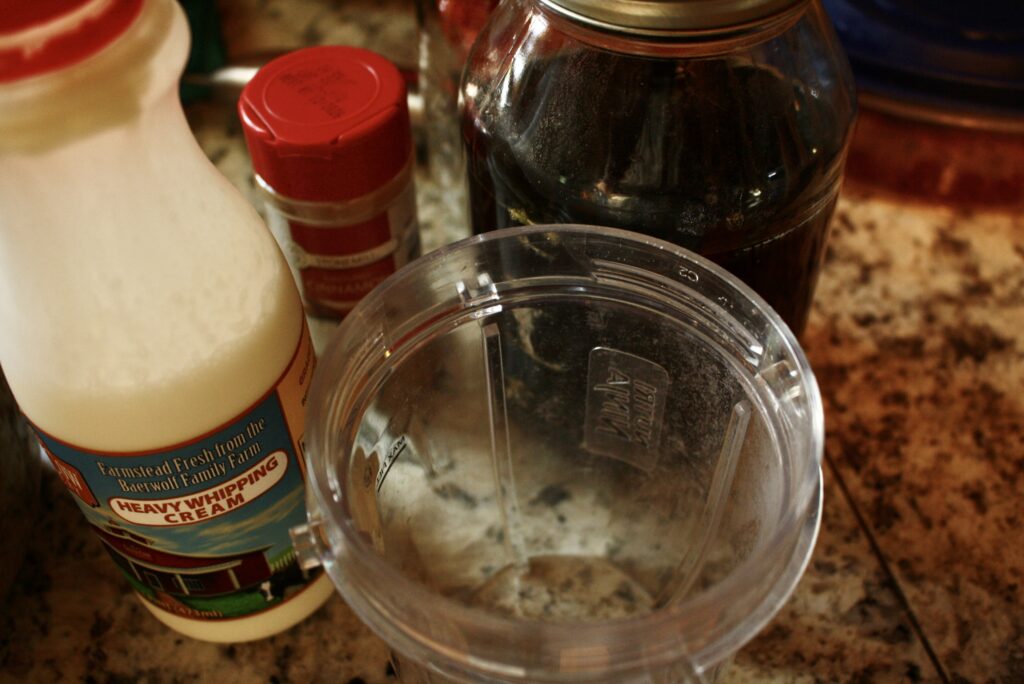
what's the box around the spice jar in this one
[461,0,857,334]
[240,47,421,351]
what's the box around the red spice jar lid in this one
[239,46,413,203]
[0,0,144,84]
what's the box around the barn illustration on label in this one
[93,519,274,595]
[91,518,315,617]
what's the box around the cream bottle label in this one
[33,325,320,622]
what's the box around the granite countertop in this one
[2,2,1023,682]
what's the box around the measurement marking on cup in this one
[376,435,408,493]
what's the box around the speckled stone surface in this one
[802,170,1024,680]
[215,0,417,72]
[2,2,1022,682]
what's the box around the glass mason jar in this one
[461,0,857,334]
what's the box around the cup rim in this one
[307,223,825,678]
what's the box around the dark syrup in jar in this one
[463,52,848,334]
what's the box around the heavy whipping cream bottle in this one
[0,0,333,641]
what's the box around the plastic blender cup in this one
[292,225,824,683]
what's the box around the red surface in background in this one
[845,107,1024,209]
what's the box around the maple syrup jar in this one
[461,0,857,334]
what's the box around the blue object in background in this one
[823,0,1024,118]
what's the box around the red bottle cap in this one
[0,0,144,84]
[239,46,413,203]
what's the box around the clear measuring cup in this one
[293,225,824,682]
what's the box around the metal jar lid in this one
[538,0,807,35]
